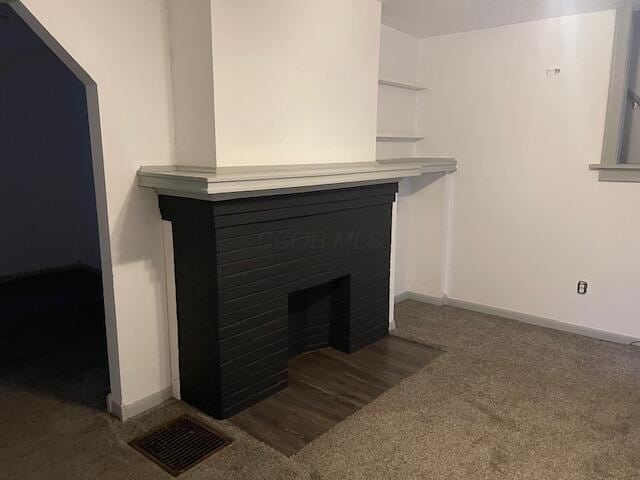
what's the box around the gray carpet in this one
[2,300,640,479]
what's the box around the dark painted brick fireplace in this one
[159,183,397,419]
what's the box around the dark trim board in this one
[160,184,398,419]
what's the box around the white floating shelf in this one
[378,78,427,91]
[376,133,424,142]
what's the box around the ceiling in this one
[381,0,640,38]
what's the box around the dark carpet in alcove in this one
[0,269,109,410]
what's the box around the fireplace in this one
[159,183,397,419]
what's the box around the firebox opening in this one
[287,276,351,359]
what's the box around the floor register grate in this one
[129,415,232,476]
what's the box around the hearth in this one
[159,183,397,419]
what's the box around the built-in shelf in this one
[376,133,424,142]
[137,159,457,200]
[378,78,427,91]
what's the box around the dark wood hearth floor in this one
[230,335,441,456]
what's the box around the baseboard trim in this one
[107,386,173,421]
[397,291,640,346]
[395,291,443,306]
[106,394,123,419]
[394,291,410,303]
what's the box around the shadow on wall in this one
[0,3,101,277]
[109,179,171,371]
[399,172,446,198]
[111,177,167,277]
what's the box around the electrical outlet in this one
[577,281,588,295]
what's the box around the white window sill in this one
[589,163,640,182]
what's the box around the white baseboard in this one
[396,291,640,346]
[394,291,410,303]
[395,291,443,306]
[107,386,173,421]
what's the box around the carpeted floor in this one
[2,300,640,479]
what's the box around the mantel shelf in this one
[376,133,424,142]
[377,157,457,174]
[378,78,427,91]
[137,159,457,200]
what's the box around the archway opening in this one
[0,3,111,411]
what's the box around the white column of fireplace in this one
[168,0,383,171]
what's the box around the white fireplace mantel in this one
[137,158,457,200]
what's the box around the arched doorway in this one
[0,2,118,411]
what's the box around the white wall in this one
[210,0,381,167]
[418,10,640,339]
[14,0,176,410]
[398,175,450,298]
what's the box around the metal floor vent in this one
[129,415,232,476]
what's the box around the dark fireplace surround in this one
[160,183,398,419]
